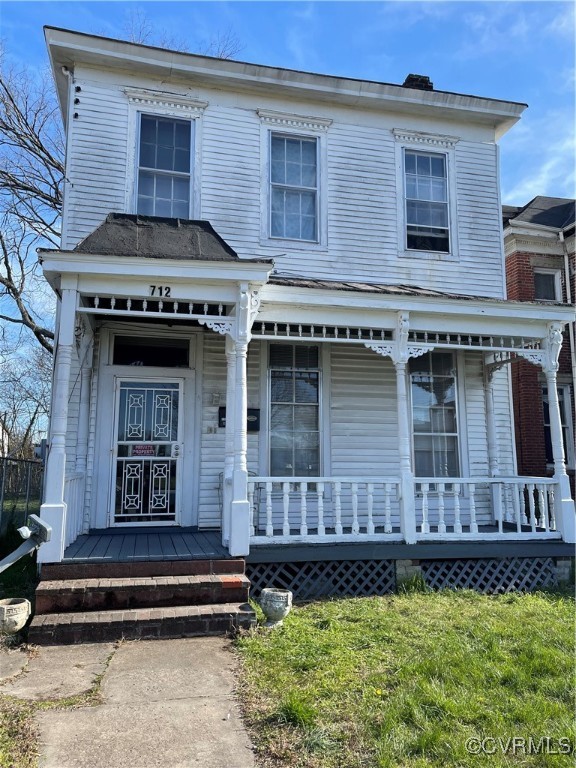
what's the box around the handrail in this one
[0,515,51,575]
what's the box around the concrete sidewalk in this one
[0,637,256,768]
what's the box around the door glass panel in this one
[114,382,180,523]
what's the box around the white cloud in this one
[544,5,576,39]
[501,112,576,204]
[284,3,324,71]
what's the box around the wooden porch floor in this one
[63,528,229,563]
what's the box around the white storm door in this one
[112,379,183,525]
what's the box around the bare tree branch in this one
[196,27,244,60]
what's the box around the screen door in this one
[112,380,183,524]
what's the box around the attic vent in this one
[402,74,434,91]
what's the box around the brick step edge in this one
[40,558,245,581]
[35,575,251,614]
[28,602,256,645]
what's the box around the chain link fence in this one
[0,458,44,542]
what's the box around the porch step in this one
[31,556,253,645]
[40,558,245,581]
[35,574,250,614]
[28,603,256,645]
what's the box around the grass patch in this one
[236,590,575,767]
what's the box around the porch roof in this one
[63,213,273,264]
[269,275,569,308]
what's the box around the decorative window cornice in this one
[125,88,208,117]
[257,108,332,132]
[393,128,459,149]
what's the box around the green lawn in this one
[236,590,575,768]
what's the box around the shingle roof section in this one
[269,275,501,302]
[503,196,575,229]
[72,213,270,262]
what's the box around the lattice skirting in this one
[420,557,557,593]
[246,557,559,600]
[246,559,396,600]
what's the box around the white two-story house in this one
[38,27,574,596]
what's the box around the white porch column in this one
[483,361,503,524]
[228,283,260,557]
[544,364,575,542]
[395,359,417,544]
[366,311,418,544]
[484,370,500,477]
[39,283,78,563]
[230,337,250,556]
[75,334,93,475]
[540,323,575,543]
[222,336,237,546]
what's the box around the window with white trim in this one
[534,269,562,301]
[137,114,192,218]
[404,150,449,253]
[542,384,575,468]
[410,352,459,477]
[270,134,318,241]
[269,344,320,477]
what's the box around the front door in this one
[112,379,183,525]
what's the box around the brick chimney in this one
[402,74,434,91]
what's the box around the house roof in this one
[44,26,526,138]
[68,213,271,263]
[503,196,575,230]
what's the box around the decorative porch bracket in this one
[220,283,262,556]
[364,312,434,545]
[514,322,575,543]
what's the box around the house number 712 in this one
[149,285,171,297]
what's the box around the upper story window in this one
[404,150,449,253]
[534,269,562,301]
[270,134,318,242]
[137,115,192,218]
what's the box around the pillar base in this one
[37,503,67,563]
[555,475,576,544]
[229,499,250,556]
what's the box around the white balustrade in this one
[248,475,561,544]
[64,473,85,548]
[248,477,401,542]
[414,477,559,540]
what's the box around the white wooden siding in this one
[64,347,81,469]
[198,334,261,528]
[63,71,129,249]
[67,333,511,531]
[492,365,517,476]
[63,68,506,298]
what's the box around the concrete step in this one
[40,558,245,581]
[28,602,256,645]
[35,574,250,614]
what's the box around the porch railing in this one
[64,472,85,548]
[248,477,402,542]
[248,475,561,543]
[414,477,559,539]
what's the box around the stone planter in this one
[0,598,31,635]
[259,588,292,628]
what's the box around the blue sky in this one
[0,0,574,205]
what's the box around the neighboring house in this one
[36,28,574,601]
[504,197,576,493]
